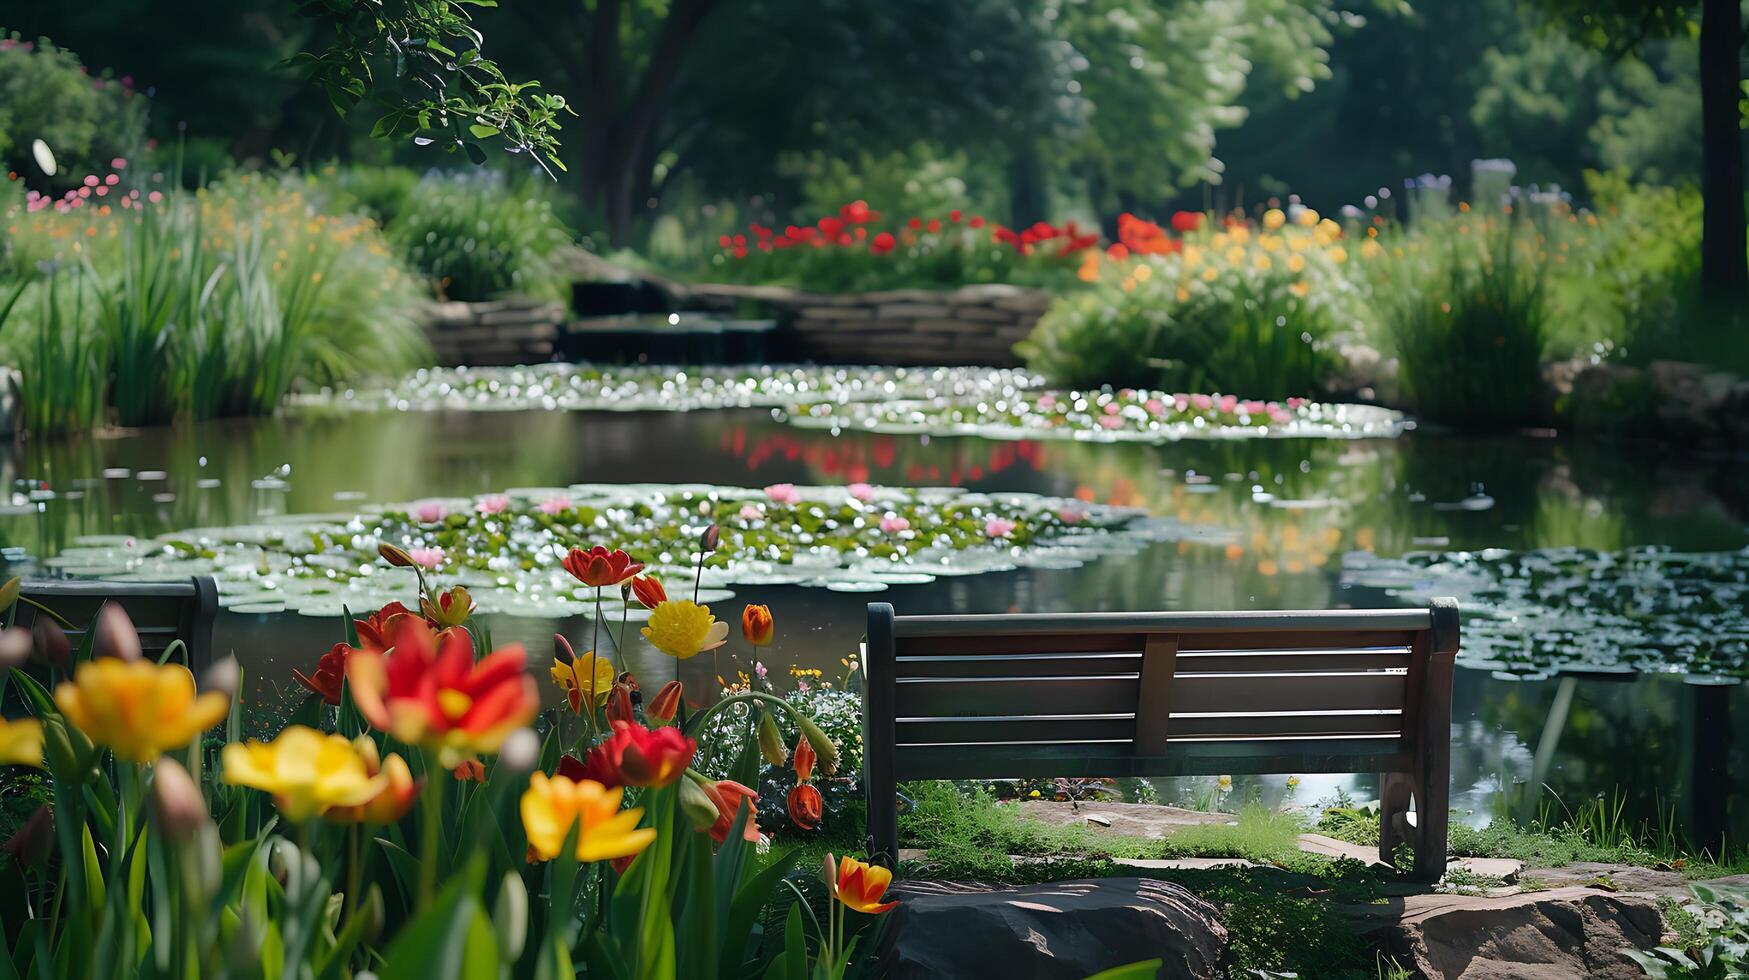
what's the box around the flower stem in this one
[417,754,445,909]
[682,690,798,739]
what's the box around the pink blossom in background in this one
[1098,415,1123,429]
[538,495,573,514]
[1217,395,1238,413]
[1103,402,1121,416]
[754,662,768,679]
[984,517,1016,539]
[104,174,119,186]
[1173,394,1190,411]
[739,503,764,521]
[1267,406,1294,424]
[879,515,910,533]
[1144,398,1166,417]
[111,157,127,169]
[414,502,447,523]
[1191,394,1213,411]
[1036,394,1057,410]
[475,494,510,516]
[1241,400,1266,415]
[82,175,98,187]
[764,483,800,504]
[148,191,163,203]
[1059,508,1086,524]
[408,548,445,569]
[1286,397,1308,409]
[848,482,874,501]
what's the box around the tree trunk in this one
[1007,141,1048,228]
[1698,0,1747,309]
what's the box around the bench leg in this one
[1378,771,1414,867]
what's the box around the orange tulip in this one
[452,759,487,783]
[831,854,898,914]
[741,604,774,646]
[793,734,816,782]
[787,783,823,831]
[346,615,539,768]
[698,778,760,844]
[630,575,667,609]
[327,738,421,824]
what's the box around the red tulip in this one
[646,681,683,725]
[1171,210,1204,232]
[574,722,695,789]
[354,601,417,655]
[793,733,816,782]
[630,575,667,609]
[699,778,760,844]
[869,232,896,256]
[292,642,354,706]
[606,683,636,728]
[562,546,645,589]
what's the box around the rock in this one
[1012,800,1232,838]
[1648,359,1741,434]
[886,878,1227,980]
[1451,857,1524,883]
[1359,886,1662,979]
[1561,362,1655,433]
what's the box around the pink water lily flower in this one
[739,503,764,521]
[1144,398,1166,417]
[475,495,510,516]
[1099,415,1123,429]
[1217,395,1238,413]
[1059,508,1086,524]
[408,547,445,569]
[984,517,1016,539]
[764,483,800,504]
[538,495,573,515]
[1191,394,1214,411]
[879,515,910,534]
[848,482,874,502]
[414,502,447,523]
[1036,394,1057,410]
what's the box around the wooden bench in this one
[12,577,220,670]
[862,599,1460,880]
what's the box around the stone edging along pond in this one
[47,483,1222,618]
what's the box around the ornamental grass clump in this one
[0,528,893,976]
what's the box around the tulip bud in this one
[360,884,386,945]
[0,626,31,671]
[31,616,69,670]
[741,604,775,647]
[606,684,635,728]
[494,872,529,959]
[822,852,839,895]
[796,714,840,776]
[0,576,19,612]
[757,708,788,767]
[203,656,241,701]
[150,757,211,843]
[352,734,383,773]
[647,680,682,725]
[499,728,541,776]
[679,774,719,832]
[553,632,576,665]
[378,543,414,568]
[631,575,667,610]
[792,733,816,782]
[92,603,142,661]
[420,585,474,629]
[699,524,720,554]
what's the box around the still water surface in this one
[3,407,1745,845]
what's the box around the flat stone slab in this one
[1354,886,1663,980]
[886,877,1227,980]
[1452,857,1525,882]
[1012,800,1234,838]
[1522,863,1749,897]
[1296,832,1390,866]
[1115,857,1260,871]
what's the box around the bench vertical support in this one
[1411,597,1460,882]
[1133,634,1178,758]
[864,602,899,867]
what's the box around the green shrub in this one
[312,163,422,225]
[1369,215,1547,426]
[392,170,573,300]
[0,34,147,193]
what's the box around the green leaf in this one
[377,855,489,980]
[375,837,422,907]
[462,141,489,165]
[675,829,716,980]
[467,123,501,139]
[721,849,802,978]
[1082,960,1165,980]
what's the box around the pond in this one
[3,377,1746,848]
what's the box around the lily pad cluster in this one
[1342,547,1749,679]
[47,483,1183,618]
[297,363,1045,414]
[785,388,1405,441]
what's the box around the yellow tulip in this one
[1297,208,1320,227]
[641,600,730,660]
[551,651,616,712]
[1262,208,1286,230]
[221,725,388,822]
[520,773,657,864]
[1286,254,1306,274]
[0,718,43,767]
[56,659,230,763]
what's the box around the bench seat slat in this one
[1174,649,1411,673]
[893,738,1412,780]
[890,609,1434,638]
[1168,672,1406,713]
[894,676,1138,717]
[1172,630,1421,651]
[895,652,1142,679]
[896,716,1136,744]
[896,634,1143,657]
[1168,711,1404,738]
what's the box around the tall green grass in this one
[1369,217,1547,427]
[0,172,430,435]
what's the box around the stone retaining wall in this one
[681,282,1049,367]
[421,299,566,366]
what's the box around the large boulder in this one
[886,877,1227,979]
[1360,886,1662,979]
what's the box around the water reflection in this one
[2,408,1746,842]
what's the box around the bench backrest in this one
[864,600,1458,784]
[13,577,220,670]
